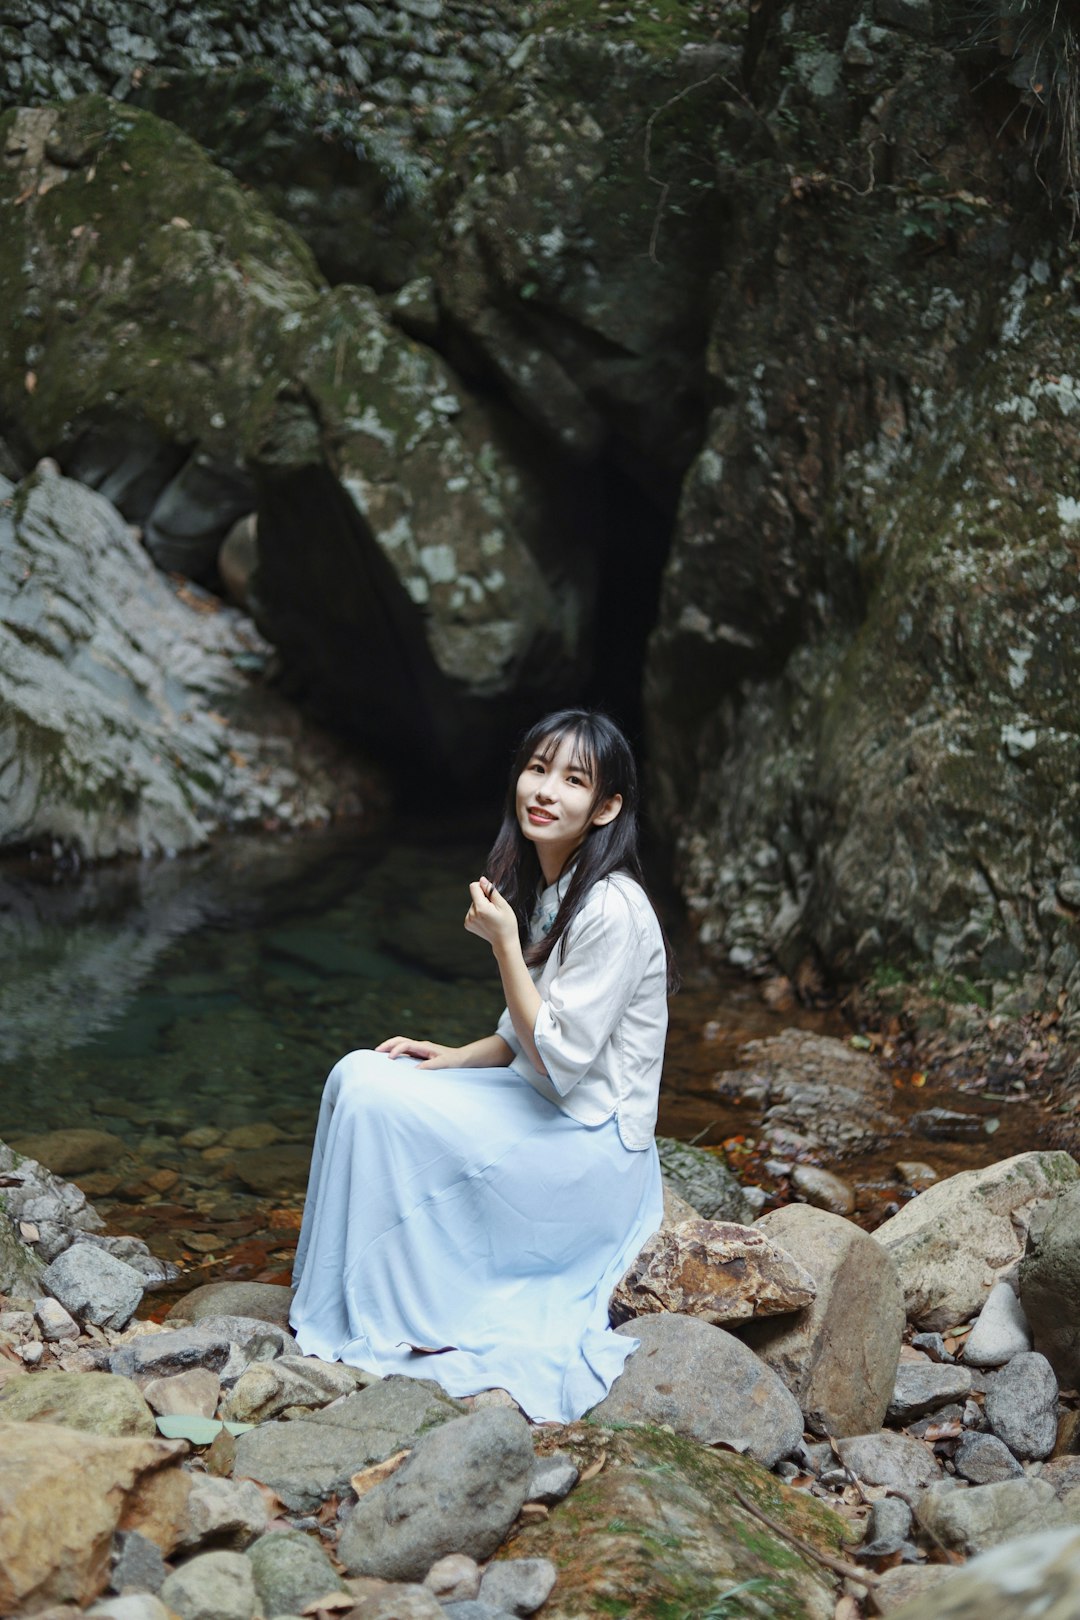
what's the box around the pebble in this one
[860,1495,913,1557]
[910,1332,953,1363]
[110,1530,167,1596]
[526,1452,579,1504]
[835,1431,941,1501]
[790,1164,855,1215]
[424,1554,481,1603]
[953,1431,1025,1484]
[985,1351,1059,1460]
[159,1550,257,1620]
[963,1280,1032,1368]
[478,1559,557,1616]
[34,1296,80,1341]
[895,1161,938,1187]
[887,1360,972,1423]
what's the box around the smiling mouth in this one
[526,808,556,824]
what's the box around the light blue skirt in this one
[289,1049,663,1423]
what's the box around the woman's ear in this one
[591,793,623,827]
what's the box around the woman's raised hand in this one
[465,876,519,954]
[375,1036,464,1069]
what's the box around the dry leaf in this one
[922,1420,963,1441]
[350,1449,409,1498]
[578,1449,607,1483]
[18,1221,39,1242]
[517,1502,549,1520]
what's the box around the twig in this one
[729,1485,882,1590]
[642,70,722,264]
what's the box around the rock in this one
[41,1245,145,1331]
[653,1138,758,1222]
[915,1476,1071,1554]
[221,1354,372,1424]
[526,1452,579,1504]
[423,1556,482,1604]
[895,1163,939,1190]
[861,1496,914,1557]
[911,1333,953,1362]
[141,1369,222,1420]
[590,1315,804,1469]
[233,1376,464,1514]
[337,1408,535,1581]
[158,1549,257,1620]
[218,512,258,608]
[246,1529,349,1618]
[0,1422,184,1612]
[985,1352,1059,1460]
[609,1217,816,1327]
[165,1281,295,1331]
[0,1370,156,1438]
[791,1165,856,1216]
[712,1031,898,1155]
[353,1588,448,1620]
[835,1432,941,1501]
[1039,1457,1080,1496]
[887,1361,973,1423]
[1020,1182,1080,1386]
[739,1204,905,1437]
[89,1598,173,1620]
[0,1203,45,1295]
[231,1147,311,1196]
[881,1527,1080,1619]
[868,1563,955,1615]
[174,1476,268,1553]
[964,1280,1032,1367]
[479,1560,557,1616]
[109,1531,167,1597]
[34,1297,80,1342]
[874,1154,1080,1332]
[503,1424,846,1619]
[111,1317,294,1386]
[9,1129,126,1176]
[953,1432,1024,1484]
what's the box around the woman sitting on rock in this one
[289,708,674,1423]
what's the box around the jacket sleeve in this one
[532,886,646,1097]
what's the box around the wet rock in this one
[739,1205,905,1437]
[337,1408,535,1581]
[963,1280,1032,1367]
[231,1146,312,1196]
[953,1432,1024,1484]
[174,1476,268,1553]
[0,1421,184,1613]
[165,1281,294,1330]
[835,1432,941,1501]
[887,1361,973,1423]
[791,1165,856,1215]
[234,1376,463,1514]
[526,1452,579,1504]
[915,1476,1069,1554]
[0,1370,156,1438]
[1019,1182,1080,1386]
[478,1559,557,1616]
[108,1531,167,1598]
[141,1369,222,1420]
[985,1352,1059,1460]
[874,1153,1080,1331]
[9,1129,127,1177]
[423,1555,481,1604]
[220,1354,371,1424]
[882,1527,1080,1620]
[41,1244,144,1331]
[609,1217,816,1327]
[158,1549,257,1620]
[712,1031,897,1156]
[246,1528,349,1618]
[653,1138,757,1223]
[591,1315,804,1468]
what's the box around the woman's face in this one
[515,732,621,880]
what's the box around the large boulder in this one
[738,1204,905,1437]
[885,1527,1080,1620]
[873,1153,1080,1332]
[0,1372,156,1439]
[610,1217,816,1328]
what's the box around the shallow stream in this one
[0,826,1057,1306]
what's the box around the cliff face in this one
[1,0,1077,1010]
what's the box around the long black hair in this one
[485,708,677,990]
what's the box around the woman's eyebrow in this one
[567,759,593,777]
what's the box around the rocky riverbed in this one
[5,1131,1080,1619]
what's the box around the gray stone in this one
[191,1315,296,1382]
[247,1529,348,1618]
[887,1360,973,1423]
[740,1204,905,1437]
[985,1352,1059,1460]
[107,1326,236,1382]
[443,1605,516,1620]
[159,1549,257,1620]
[654,1137,757,1222]
[835,1431,941,1501]
[175,1476,268,1553]
[41,1243,144,1331]
[713,1031,898,1156]
[89,1597,173,1620]
[234,1376,464,1514]
[880,1527,1080,1620]
[868,1563,955,1615]
[220,1354,373,1424]
[526,1451,579,1504]
[861,1495,913,1557]
[874,1153,1080,1332]
[963,1281,1032,1367]
[357,1589,457,1619]
[109,1531,167,1596]
[338,1408,535,1581]
[591,1315,804,1468]
[791,1165,855,1215]
[166,1282,295,1331]
[910,1333,953,1362]
[914,1476,1070,1555]
[423,1555,481,1603]
[0,1369,156,1438]
[478,1559,557,1615]
[34,1296,79,1341]
[953,1432,1024,1484]
[142,1369,221,1420]
[1020,1182,1080,1386]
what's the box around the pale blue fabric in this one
[289,1048,664,1422]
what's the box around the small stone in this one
[141,1368,222,1419]
[10,1128,127,1176]
[19,1341,44,1365]
[175,1475,268,1552]
[159,1549,257,1620]
[915,1476,1065,1555]
[353,1587,448,1619]
[89,1597,173,1620]
[867,1562,954,1613]
[41,1244,144,1331]
[835,1432,941,1501]
[34,1297,79,1342]
[246,1527,348,1617]
[887,1361,972,1423]
[791,1164,855,1215]
[860,1496,913,1557]
[424,1554,481,1603]
[526,1452,579,1503]
[895,1161,938,1189]
[110,1530,167,1596]
[985,1351,1059,1460]
[910,1333,952,1363]
[479,1558,557,1615]
[166,1282,294,1331]
[963,1281,1032,1368]
[953,1432,1024,1484]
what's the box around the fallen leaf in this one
[578,1449,607,1483]
[911,1071,927,1088]
[922,1420,963,1441]
[518,1502,549,1520]
[18,1222,39,1242]
[350,1450,409,1497]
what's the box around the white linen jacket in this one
[495,870,668,1150]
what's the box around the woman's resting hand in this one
[375,1037,465,1069]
